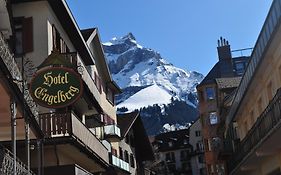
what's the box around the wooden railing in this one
[228,88,281,173]
[39,112,109,163]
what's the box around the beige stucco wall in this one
[189,119,205,174]
[119,132,137,174]
[235,36,281,140]
[12,1,117,120]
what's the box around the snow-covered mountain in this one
[103,33,204,135]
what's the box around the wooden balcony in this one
[109,153,130,173]
[104,124,121,142]
[39,112,109,165]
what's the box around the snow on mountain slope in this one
[103,33,204,107]
[103,33,204,135]
[117,84,172,111]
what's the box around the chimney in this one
[217,37,232,60]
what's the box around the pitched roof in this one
[81,28,96,41]
[117,111,139,137]
[117,112,154,161]
[215,77,241,89]
[198,62,221,86]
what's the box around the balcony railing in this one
[0,144,35,175]
[104,124,121,138]
[110,154,130,172]
[226,0,281,126]
[228,88,281,173]
[0,32,38,121]
[39,112,109,163]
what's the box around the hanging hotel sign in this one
[30,67,83,108]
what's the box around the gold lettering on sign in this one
[43,72,69,87]
[34,86,80,105]
[33,70,80,106]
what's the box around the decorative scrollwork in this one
[77,61,84,75]
[0,32,39,122]
[0,145,35,175]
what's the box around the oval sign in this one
[30,67,83,108]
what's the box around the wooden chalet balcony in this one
[39,112,109,164]
[0,144,35,175]
[109,153,130,173]
[104,124,121,141]
[228,88,281,173]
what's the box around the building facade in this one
[223,1,281,174]
[0,0,152,175]
[117,112,154,175]
[151,129,193,175]
[189,119,206,175]
[197,37,249,175]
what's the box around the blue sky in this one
[67,1,272,76]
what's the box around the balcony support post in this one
[10,98,17,175]
[37,139,43,175]
[25,121,30,174]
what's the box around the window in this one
[180,150,190,161]
[209,112,218,125]
[119,147,123,160]
[106,87,115,105]
[130,154,135,168]
[235,62,245,75]
[14,17,33,55]
[52,25,69,53]
[166,152,175,162]
[195,130,201,137]
[196,141,204,152]
[206,87,215,100]
[124,151,129,163]
[204,139,211,151]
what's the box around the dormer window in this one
[206,87,215,100]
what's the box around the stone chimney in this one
[217,37,232,60]
[217,37,234,77]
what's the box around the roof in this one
[153,129,192,152]
[215,77,241,89]
[198,62,221,86]
[81,28,96,41]
[117,111,139,137]
[80,28,122,94]
[117,112,154,161]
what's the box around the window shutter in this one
[52,25,56,51]
[22,17,33,53]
